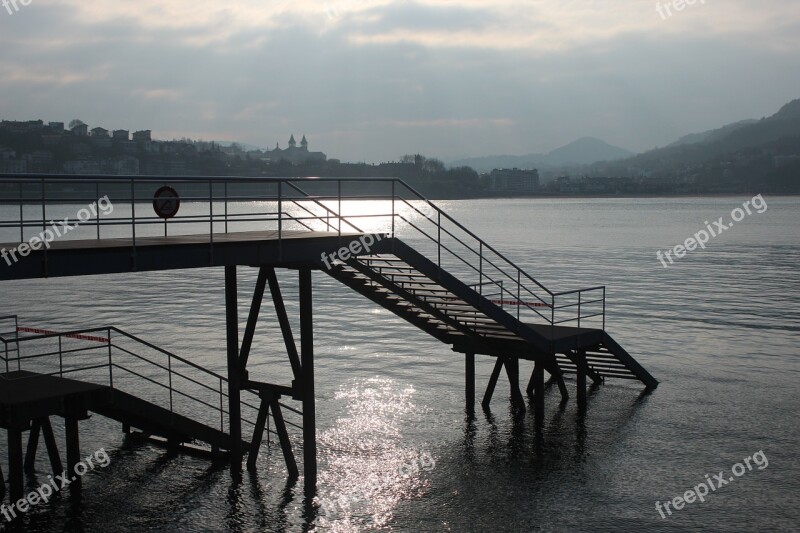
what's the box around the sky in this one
[1,0,799,163]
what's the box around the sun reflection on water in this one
[316,378,435,531]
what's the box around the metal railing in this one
[0,175,605,328]
[0,324,280,439]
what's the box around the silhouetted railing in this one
[0,175,605,328]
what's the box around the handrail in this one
[0,174,605,328]
[0,324,280,437]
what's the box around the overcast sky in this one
[1,0,798,162]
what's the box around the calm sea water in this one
[1,196,799,532]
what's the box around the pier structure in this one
[0,175,657,501]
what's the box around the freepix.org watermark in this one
[655,450,768,519]
[656,0,706,20]
[1,196,114,267]
[320,233,385,270]
[1,448,111,521]
[2,0,32,16]
[657,194,767,268]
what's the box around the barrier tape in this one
[488,299,552,308]
[17,326,109,344]
[444,296,552,308]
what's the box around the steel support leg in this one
[533,361,545,419]
[225,265,243,469]
[41,417,63,477]
[65,417,81,491]
[8,428,24,501]
[504,357,526,412]
[482,357,504,408]
[271,400,299,478]
[247,397,270,471]
[24,419,42,474]
[466,352,475,415]
[299,269,316,487]
[576,351,588,409]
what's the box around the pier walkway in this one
[0,175,657,500]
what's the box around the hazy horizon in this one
[1,1,798,163]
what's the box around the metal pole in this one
[107,329,112,387]
[219,377,224,432]
[59,336,63,377]
[18,181,23,243]
[437,211,441,268]
[338,180,342,237]
[41,177,47,272]
[391,180,395,238]
[603,287,606,330]
[465,352,475,415]
[225,265,242,469]
[168,352,173,413]
[479,242,483,295]
[578,292,582,328]
[299,269,316,486]
[224,180,229,234]
[278,181,283,259]
[96,182,101,240]
[131,178,137,267]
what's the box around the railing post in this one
[18,181,24,243]
[603,287,606,330]
[14,316,20,371]
[107,329,113,387]
[338,180,342,238]
[517,270,521,321]
[58,335,63,377]
[437,211,441,268]
[278,181,283,258]
[219,377,224,432]
[479,242,483,294]
[130,178,137,267]
[41,177,47,273]
[391,180,395,238]
[224,180,229,234]
[168,352,173,414]
[96,182,101,240]
[578,291,582,328]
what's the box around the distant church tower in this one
[288,134,296,148]
[301,135,308,150]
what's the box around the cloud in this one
[0,0,798,161]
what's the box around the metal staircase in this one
[325,240,658,390]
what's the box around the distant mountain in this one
[586,98,800,191]
[544,137,635,166]
[667,119,758,148]
[450,137,633,173]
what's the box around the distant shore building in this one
[264,134,326,165]
[487,168,539,194]
[113,130,130,141]
[70,123,88,136]
[133,130,152,142]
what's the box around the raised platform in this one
[0,230,364,281]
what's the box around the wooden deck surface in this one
[0,370,107,406]
[0,229,359,251]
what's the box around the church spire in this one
[301,135,308,150]
[288,134,296,148]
